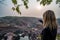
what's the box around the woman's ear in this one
[39,19,43,24]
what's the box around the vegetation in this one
[0,0,60,14]
[56,34,60,40]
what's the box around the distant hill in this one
[0,16,43,35]
[0,16,42,28]
[57,18,60,25]
[0,16,60,34]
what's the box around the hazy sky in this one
[0,0,60,18]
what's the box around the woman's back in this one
[41,27,57,40]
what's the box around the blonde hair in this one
[43,10,57,30]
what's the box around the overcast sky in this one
[0,0,60,18]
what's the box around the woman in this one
[41,10,57,40]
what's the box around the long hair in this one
[43,10,57,30]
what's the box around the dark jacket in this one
[41,27,57,40]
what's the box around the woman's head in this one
[43,10,57,30]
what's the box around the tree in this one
[0,0,60,14]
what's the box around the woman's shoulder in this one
[41,27,57,34]
[41,27,50,34]
[42,27,49,31]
